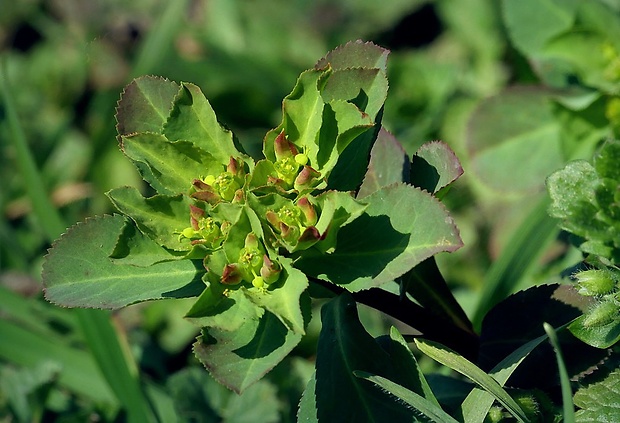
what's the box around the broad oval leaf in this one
[296,183,462,291]
[42,215,205,309]
[193,309,303,394]
[116,76,180,137]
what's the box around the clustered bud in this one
[178,205,229,248]
[191,157,245,205]
[221,233,281,290]
[266,196,321,250]
[270,131,320,191]
[574,269,617,296]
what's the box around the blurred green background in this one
[1,0,617,421]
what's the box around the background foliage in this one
[1,0,619,421]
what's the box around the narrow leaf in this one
[43,215,205,309]
[297,373,319,423]
[544,323,576,423]
[461,332,549,423]
[415,339,529,423]
[355,372,460,423]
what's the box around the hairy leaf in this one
[116,76,179,137]
[296,183,463,291]
[574,367,620,422]
[43,215,205,309]
[355,372,459,423]
[415,339,528,423]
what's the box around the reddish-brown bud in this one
[221,264,243,285]
[294,165,321,189]
[297,197,317,226]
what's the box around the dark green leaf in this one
[296,183,462,291]
[569,313,620,349]
[315,294,416,422]
[43,215,205,309]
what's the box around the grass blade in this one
[461,332,548,422]
[544,323,575,423]
[473,196,559,328]
[415,339,529,423]
[355,371,460,423]
[1,58,154,423]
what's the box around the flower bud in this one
[260,255,281,284]
[297,197,317,226]
[221,264,243,285]
[274,130,298,160]
[574,269,616,296]
[583,299,618,328]
[294,165,321,190]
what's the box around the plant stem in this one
[310,277,480,361]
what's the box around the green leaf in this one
[466,88,564,196]
[315,40,389,72]
[358,128,410,199]
[110,220,186,266]
[478,284,603,387]
[264,69,327,163]
[121,132,223,194]
[547,160,609,239]
[569,313,620,349]
[574,367,620,422]
[594,140,620,181]
[43,215,205,309]
[386,327,439,406]
[193,310,303,394]
[245,258,308,335]
[312,190,368,253]
[163,82,245,165]
[116,76,180,137]
[461,332,549,423]
[415,339,529,423]
[296,183,462,291]
[544,323,575,423]
[315,294,417,422]
[107,186,192,251]
[297,373,318,423]
[321,68,388,120]
[501,0,577,55]
[168,367,281,423]
[410,141,463,194]
[355,372,460,423]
